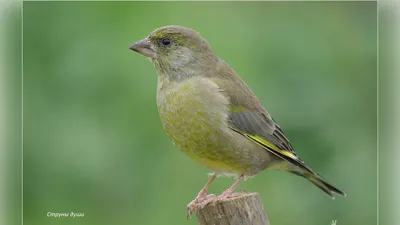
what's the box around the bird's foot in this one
[186,193,216,219]
[187,191,241,218]
[208,191,241,205]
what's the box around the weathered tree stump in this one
[195,192,270,225]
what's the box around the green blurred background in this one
[23,1,377,225]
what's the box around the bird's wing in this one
[211,77,313,171]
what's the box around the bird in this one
[129,25,345,218]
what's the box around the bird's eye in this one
[161,38,171,46]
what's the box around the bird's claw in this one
[204,192,241,207]
[186,203,196,220]
[186,194,216,219]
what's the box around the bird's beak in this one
[129,38,156,58]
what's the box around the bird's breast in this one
[156,76,229,155]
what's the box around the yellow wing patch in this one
[246,134,298,160]
[228,105,247,112]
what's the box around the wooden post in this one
[195,192,270,225]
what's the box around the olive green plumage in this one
[130,25,345,197]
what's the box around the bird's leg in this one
[194,173,217,201]
[194,175,246,210]
[187,173,217,219]
[218,175,245,198]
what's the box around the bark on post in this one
[195,192,270,225]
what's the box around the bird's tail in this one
[291,170,346,198]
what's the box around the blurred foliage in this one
[23,2,377,225]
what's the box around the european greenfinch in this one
[130,25,345,217]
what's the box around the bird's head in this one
[130,25,217,77]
